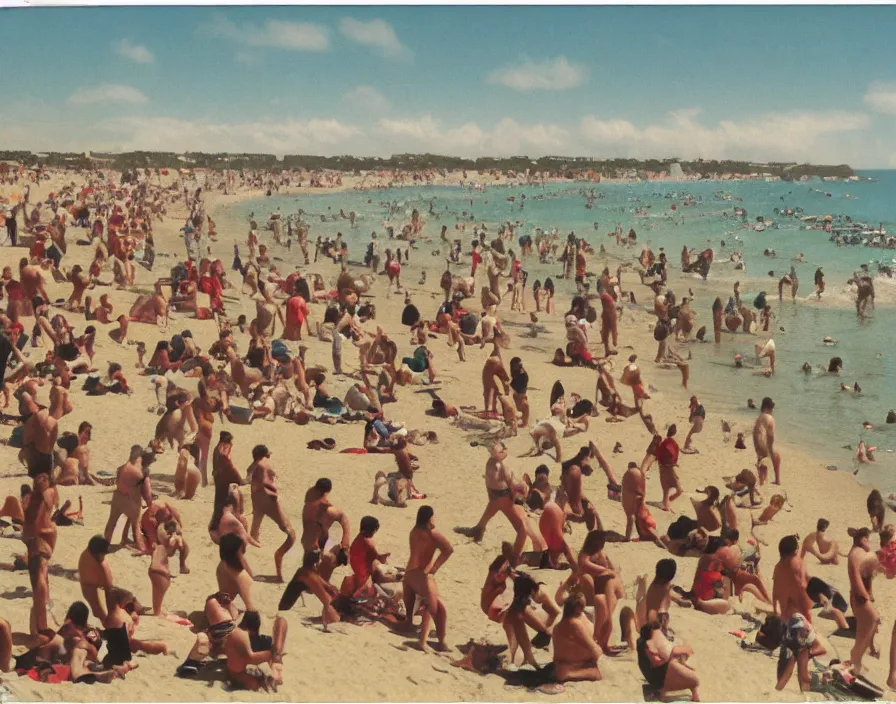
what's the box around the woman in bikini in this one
[191,374,229,487]
[148,521,183,616]
[690,537,733,615]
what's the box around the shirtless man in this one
[103,445,147,552]
[247,445,296,582]
[300,478,351,581]
[21,408,58,478]
[848,528,878,675]
[20,257,51,309]
[224,611,287,691]
[801,518,841,565]
[71,421,98,485]
[553,593,603,682]
[404,506,453,652]
[23,471,58,637]
[772,534,812,624]
[466,443,528,562]
[77,535,113,622]
[753,397,781,485]
[636,559,691,638]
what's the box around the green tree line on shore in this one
[0,150,855,180]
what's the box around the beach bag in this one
[653,321,669,342]
[755,615,785,650]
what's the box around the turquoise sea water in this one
[222,170,896,490]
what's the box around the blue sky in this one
[2,5,896,166]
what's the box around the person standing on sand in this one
[247,445,295,583]
[463,441,529,563]
[103,445,147,552]
[753,397,782,485]
[847,527,878,676]
[657,425,682,511]
[23,470,57,637]
[403,505,453,653]
[682,396,704,454]
[78,536,113,622]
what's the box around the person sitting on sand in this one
[690,537,734,615]
[128,279,169,326]
[223,610,287,692]
[690,487,722,532]
[174,590,237,674]
[103,587,168,665]
[552,592,603,682]
[801,518,842,565]
[637,621,700,701]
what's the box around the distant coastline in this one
[0,149,855,181]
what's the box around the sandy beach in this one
[0,167,893,704]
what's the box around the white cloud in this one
[67,84,149,106]
[864,82,896,116]
[235,51,261,66]
[374,115,569,156]
[339,18,410,61]
[342,86,390,113]
[114,39,154,64]
[580,108,870,162]
[96,115,361,154]
[487,56,586,91]
[200,14,329,52]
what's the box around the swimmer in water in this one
[823,337,838,346]
[801,362,812,374]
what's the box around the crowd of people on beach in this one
[0,164,893,701]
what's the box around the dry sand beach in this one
[0,168,893,704]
